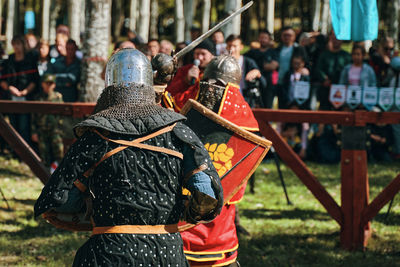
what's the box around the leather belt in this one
[92,224,179,235]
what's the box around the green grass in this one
[0,156,399,266]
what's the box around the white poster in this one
[293,81,310,105]
[329,84,346,109]
[378,87,394,111]
[362,87,378,110]
[346,85,362,109]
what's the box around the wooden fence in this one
[1,100,400,250]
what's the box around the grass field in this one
[0,156,399,266]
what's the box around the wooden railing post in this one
[340,126,371,250]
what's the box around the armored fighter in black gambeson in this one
[34,48,223,266]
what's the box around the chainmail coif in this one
[92,82,167,120]
[198,81,226,112]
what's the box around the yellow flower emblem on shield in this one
[204,143,234,177]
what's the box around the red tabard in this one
[166,64,202,111]
[218,83,259,204]
[181,204,238,264]
[181,83,260,265]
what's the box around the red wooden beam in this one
[0,114,50,184]
[258,121,343,226]
[362,174,400,227]
[253,108,355,125]
[354,110,400,126]
[252,109,400,126]
[340,150,370,250]
[0,100,96,118]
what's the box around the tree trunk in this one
[266,0,275,34]
[312,0,321,31]
[175,0,184,43]
[184,0,194,41]
[390,0,400,49]
[320,0,329,35]
[223,0,241,37]
[80,0,85,37]
[0,0,3,35]
[6,0,15,52]
[41,0,50,41]
[80,0,111,102]
[137,0,150,43]
[49,0,62,44]
[149,0,158,39]
[111,0,124,43]
[299,0,304,29]
[129,0,138,31]
[201,0,211,34]
[68,0,81,45]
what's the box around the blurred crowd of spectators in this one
[0,23,399,166]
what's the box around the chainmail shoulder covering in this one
[74,84,186,136]
[173,122,223,220]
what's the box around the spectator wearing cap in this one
[31,73,64,171]
[166,39,216,110]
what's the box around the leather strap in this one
[73,179,87,192]
[82,123,182,178]
[92,224,178,235]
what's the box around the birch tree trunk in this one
[80,0,85,36]
[68,0,81,45]
[80,0,111,102]
[184,0,194,41]
[201,0,211,34]
[6,0,15,52]
[175,0,184,43]
[137,0,150,43]
[41,0,50,41]
[49,0,62,44]
[149,0,158,39]
[129,0,138,31]
[320,0,329,35]
[223,0,241,37]
[312,0,321,31]
[266,0,275,34]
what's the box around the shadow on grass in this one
[241,207,333,221]
[237,231,399,267]
[372,212,400,226]
[0,168,26,177]
[0,215,79,239]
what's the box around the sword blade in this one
[174,1,253,59]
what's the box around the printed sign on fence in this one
[395,88,400,110]
[329,84,346,109]
[362,86,378,111]
[293,81,310,105]
[346,85,362,109]
[378,87,394,111]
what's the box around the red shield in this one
[180,99,272,204]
